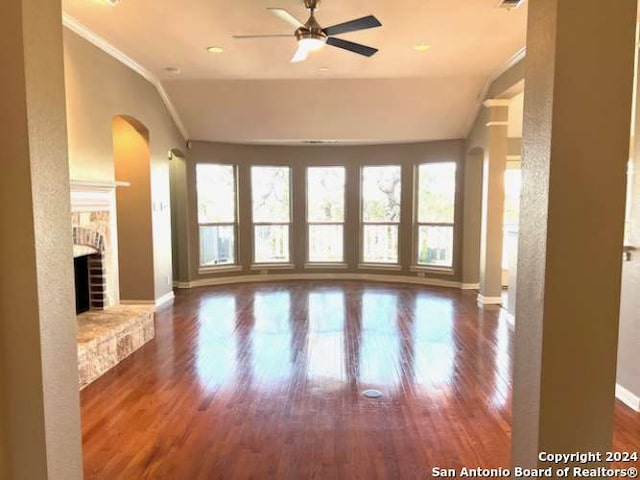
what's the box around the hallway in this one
[80,282,640,479]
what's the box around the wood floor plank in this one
[81,282,640,479]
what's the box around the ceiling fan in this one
[232,0,382,63]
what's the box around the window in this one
[196,164,237,267]
[361,165,402,263]
[416,162,456,268]
[251,166,291,263]
[307,167,345,263]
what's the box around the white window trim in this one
[360,165,402,266]
[199,265,244,275]
[414,162,457,270]
[409,265,455,276]
[358,263,403,272]
[196,164,239,269]
[250,263,296,271]
[251,165,293,265]
[306,166,347,264]
[304,262,349,270]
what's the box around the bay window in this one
[307,166,346,263]
[251,166,292,264]
[196,164,237,267]
[415,162,457,268]
[361,165,402,264]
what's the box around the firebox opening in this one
[74,255,90,315]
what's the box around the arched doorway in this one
[113,115,155,302]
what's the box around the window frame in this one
[412,161,457,272]
[250,165,294,267]
[359,164,403,267]
[305,165,347,266]
[195,163,240,272]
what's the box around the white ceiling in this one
[62,0,528,143]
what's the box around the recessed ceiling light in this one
[413,44,431,52]
[105,0,120,5]
[207,46,224,54]
[164,67,182,75]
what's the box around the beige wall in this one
[463,61,525,290]
[164,78,483,144]
[169,152,192,284]
[512,0,636,465]
[63,29,185,301]
[172,140,465,284]
[617,47,640,400]
[113,117,156,301]
[1,0,83,477]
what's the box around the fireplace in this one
[74,255,90,314]
[72,226,108,312]
[70,180,120,308]
[70,179,156,389]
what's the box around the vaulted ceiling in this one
[62,0,528,143]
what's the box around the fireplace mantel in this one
[69,179,129,212]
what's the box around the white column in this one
[478,100,509,305]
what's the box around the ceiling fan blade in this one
[233,34,292,39]
[267,8,305,29]
[326,37,378,57]
[323,15,382,36]
[291,45,309,63]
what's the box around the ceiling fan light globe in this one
[298,37,325,52]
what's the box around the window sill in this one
[357,263,403,272]
[198,265,243,275]
[410,265,455,276]
[250,263,296,271]
[304,263,349,270]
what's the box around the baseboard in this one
[155,291,175,308]
[178,272,465,290]
[615,383,640,412]
[460,283,480,290]
[503,311,515,326]
[119,292,174,309]
[477,294,502,305]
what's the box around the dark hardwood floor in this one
[81,282,640,479]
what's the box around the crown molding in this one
[489,46,527,91]
[466,46,527,136]
[61,12,189,140]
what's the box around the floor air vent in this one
[362,389,383,399]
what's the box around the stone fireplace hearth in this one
[71,179,156,389]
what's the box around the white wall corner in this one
[477,294,503,306]
[155,291,175,308]
[615,383,640,412]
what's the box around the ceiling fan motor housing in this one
[304,0,320,11]
[296,12,327,42]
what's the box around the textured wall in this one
[513,0,636,467]
[63,29,185,302]
[617,48,640,400]
[1,0,83,477]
